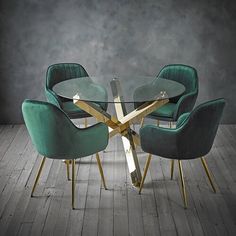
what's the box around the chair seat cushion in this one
[148,103,176,121]
[62,101,91,119]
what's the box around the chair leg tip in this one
[184,202,188,209]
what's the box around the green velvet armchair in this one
[139,98,225,208]
[138,64,198,127]
[45,63,108,127]
[22,99,109,209]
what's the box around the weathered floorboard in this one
[0,125,235,236]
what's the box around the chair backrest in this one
[158,64,198,95]
[178,98,225,159]
[46,63,89,89]
[22,99,81,159]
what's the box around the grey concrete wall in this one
[0,0,236,123]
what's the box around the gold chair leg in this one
[178,160,187,208]
[31,156,46,197]
[84,118,88,128]
[169,122,172,128]
[140,118,145,128]
[72,159,75,209]
[200,157,216,193]
[65,160,70,180]
[96,153,107,190]
[170,160,174,180]
[157,120,159,126]
[139,154,152,194]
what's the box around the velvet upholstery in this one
[22,100,109,159]
[146,64,198,121]
[140,99,225,160]
[45,63,108,119]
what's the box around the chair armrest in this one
[45,88,62,108]
[140,125,178,158]
[72,123,109,158]
[176,113,190,128]
[173,91,198,120]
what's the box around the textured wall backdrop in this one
[0,0,236,123]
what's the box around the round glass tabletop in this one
[53,75,185,103]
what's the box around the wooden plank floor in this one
[0,124,236,236]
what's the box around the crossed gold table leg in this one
[73,80,168,187]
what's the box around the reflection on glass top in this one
[52,75,185,103]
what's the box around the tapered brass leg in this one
[171,160,175,180]
[65,160,70,180]
[170,122,172,128]
[96,153,107,190]
[139,154,152,194]
[140,118,145,128]
[178,160,187,208]
[72,159,75,209]
[157,120,159,126]
[31,156,46,197]
[84,118,88,128]
[200,157,216,193]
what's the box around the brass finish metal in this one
[73,99,119,129]
[73,82,169,188]
[111,79,142,186]
[31,156,46,196]
[157,120,159,126]
[119,100,168,127]
[84,118,88,127]
[96,153,107,189]
[139,154,152,194]
[72,159,75,209]
[140,118,145,128]
[171,160,174,180]
[109,126,141,146]
[178,160,187,208]
[74,97,168,132]
[201,157,216,193]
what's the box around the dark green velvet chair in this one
[45,63,108,127]
[138,64,198,127]
[22,99,109,209]
[139,98,225,208]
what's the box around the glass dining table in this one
[53,75,185,187]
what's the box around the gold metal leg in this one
[84,118,88,128]
[171,160,174,180]
[140,118,145,128]
[31,156,46,197]
[74,84,169,187]
[139,154,152,194]
[65,160,70,180]
[157,120,159,126]
[72,159,75,209]
[178,160,187,208]
[169,122,172,128]
[96,153,107,190]
[200,157,216,193]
